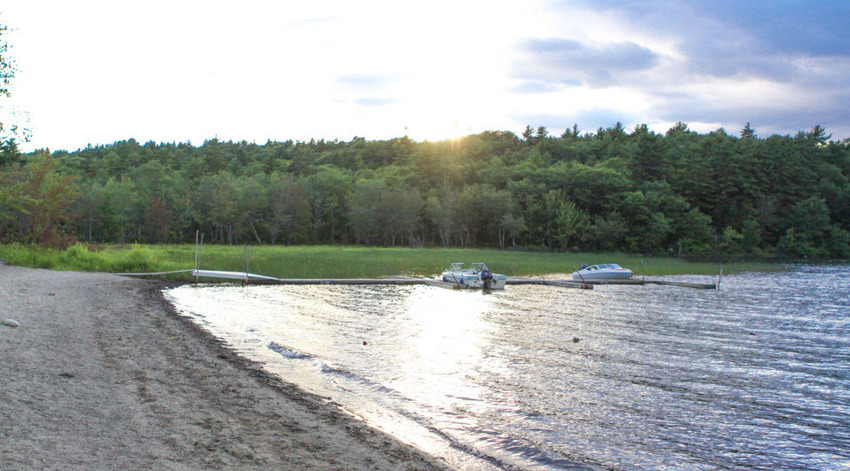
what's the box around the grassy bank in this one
[0,243,783,279]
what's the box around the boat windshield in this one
[586,264,623,270]
[448,262,492,274]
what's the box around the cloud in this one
[509,79,578,94]
[334,75,398,107]
[651,83,850,138]
[515,38,659,87]
[352,97,398,107]
[564,0,850,80]
[688,2,850,58]
[513,1,850,139]
[335,74,393,88]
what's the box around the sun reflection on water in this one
[389,287,492,405]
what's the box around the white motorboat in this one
[571,263,633,281]
[441,263,507,290]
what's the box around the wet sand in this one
[0,265,448,470]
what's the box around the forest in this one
[1,122,849,259]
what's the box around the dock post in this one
[572,266,587,285]
[243,243,250,286]
[194,230,199,284]
[197,233,204,283]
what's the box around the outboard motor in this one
[478,269,493,290]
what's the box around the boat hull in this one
[571,271,633,281]
[571,264,633,281]
[441,272,507,290]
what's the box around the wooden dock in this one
[505,277,715,290]
[250,278,424,285]
[388,276,594,290]
[120,269,715,290]
[504,277,592,289]
[578,278,717,289]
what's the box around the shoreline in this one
[0,265,448,470]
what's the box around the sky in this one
[2,0,849,152]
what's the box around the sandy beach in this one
[0,265,448,470]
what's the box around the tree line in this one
[2,122,849,259]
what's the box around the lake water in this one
[164,266,850,470]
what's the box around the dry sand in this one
[0,265,449,470]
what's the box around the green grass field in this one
[0,243,782,280]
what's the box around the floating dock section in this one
[507,277,715,289]
[584,278,717,289]
[505,277,592,289]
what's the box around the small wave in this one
[319,363,380,384]
[267,341,312,360]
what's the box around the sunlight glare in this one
[390,287,493,402]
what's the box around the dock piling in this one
[718,267,723,291]
[194,230,200,284]
[243,244,250,285]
